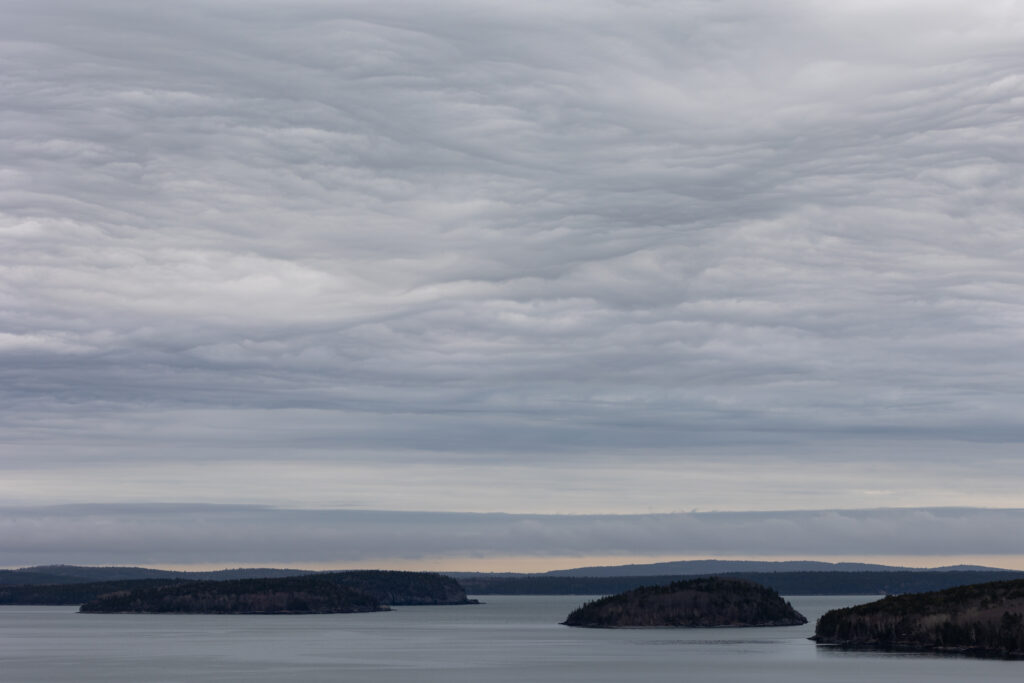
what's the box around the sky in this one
[3,0,1024,571]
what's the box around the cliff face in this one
[813,579,1024,657]
[562,577,807,628]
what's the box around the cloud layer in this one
[3,1,1024,524]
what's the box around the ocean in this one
[1,595,1020,682]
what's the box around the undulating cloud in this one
[2,1,1023,533]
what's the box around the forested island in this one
[813,578,1024,657]
[81,575,383,614]
[562,577,807,628]
[78,571,476,614]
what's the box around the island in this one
[79,571,476,614]
[812,578,1024,657]
[561,577,807,628]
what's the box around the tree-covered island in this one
[79,571,476,614]
[562,577,807,628]
[813,578,1024,657]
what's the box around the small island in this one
[79,571,476,614]
[562,577,807,628]
[813,578,1024,658]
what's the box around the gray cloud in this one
[3,504,1023,568]
[3,1,1024,516]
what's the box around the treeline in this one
[456,570,1024,596]
[814,578,1024,657]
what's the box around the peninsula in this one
[562,577,807,628]
[813,578,1024,657]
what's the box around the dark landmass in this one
[540,559,1007,577]
[0,571,88,586]
[76,571,475,614]
[0,579,184,605]
[6,558,1005,588]
[325,570,476,606]
[0,565,313,585]
[813,579,1024,658]
[3,560,1007,589]
[80,575,384,614]
[457,570,1024,596]
[6,562,1019,605]
[562,577,807,628]
[0,569,474,607]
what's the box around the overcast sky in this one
[3,0,1024,569]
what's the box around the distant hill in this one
[541,559,1008,577]
[6,561,1007,587]
[0,579,185,605]
[12,565,182,581]
[0,571,88,586]
[562,577,807,628]
[813,578,1024,657]
[0,565,313,585]
[4,562,1014,600]
[457,570,1024,596]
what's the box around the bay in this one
[1,595,1021,682]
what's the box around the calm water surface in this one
[1,595,1021,682]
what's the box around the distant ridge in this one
[0,565,313,585]
[540,559,1008,577]
[2,561,1010,588]
[457,570,1024,596]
